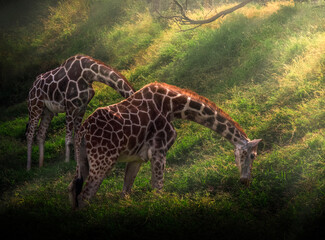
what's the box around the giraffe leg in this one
[76,156,117,209]
[65,108,86,162]
[68,171,85,209]
[36,108,54,168]
[26,119,39,171]
[149,125,176,190]
[26,106,43,171]
[150,150,166,191]
[65,114,75,162]
[68,135,89,208]
[73,109,86,161]
[122,161,142,197]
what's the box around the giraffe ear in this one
[247,139,262,148]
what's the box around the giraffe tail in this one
[77,135,89,181]
[69,129,89,209]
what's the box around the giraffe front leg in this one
[122,161,142,197]
[150,125,176,191]
[36,108,54,167]
[150,150,166,191]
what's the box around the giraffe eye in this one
[250,153,256,159]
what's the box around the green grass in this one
[0,1,325,239]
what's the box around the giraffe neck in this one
[148,83,249,146]
[176,100,248,145]
[65,55,135,98]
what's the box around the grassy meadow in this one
[0,0,324,239]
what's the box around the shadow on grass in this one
[0,191,324,240]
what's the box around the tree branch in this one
[160,0,254,26]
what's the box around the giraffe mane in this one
[144,82,248,138]
[69,55,136,92]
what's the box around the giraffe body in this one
[26,55,135,170]
[69,82,261,208]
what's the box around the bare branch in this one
[161,0,254,26]
[180,23,204,32]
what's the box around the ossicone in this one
[248,139,262,148]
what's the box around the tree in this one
[156,0,253,28]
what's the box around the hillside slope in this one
[0,1,324,239]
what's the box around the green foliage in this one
[0,0,149,106]
[97,12,163,69]
[1,1,325,239]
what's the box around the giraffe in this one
[26,55,135,170]
[68,82,262,208]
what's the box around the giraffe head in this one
[234,139,262,186]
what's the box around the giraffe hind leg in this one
[79,137,89,179]
[73,109,87,162]
[69,136,89,209]
[36,108,54,167]
[68,177,84,209]
[65,109,86,162]
[75,178,84,198]
[76,155,117,209]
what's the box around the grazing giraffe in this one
[26,55,135,170]
[69,82,261,208]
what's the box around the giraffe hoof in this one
[151,188,164,197]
